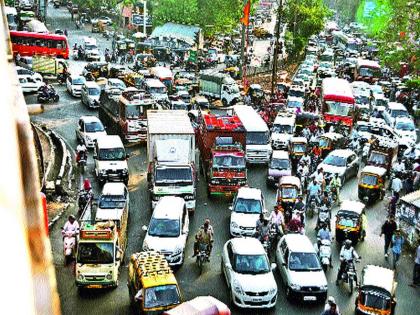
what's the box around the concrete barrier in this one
[27,104,44,115]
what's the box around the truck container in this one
[199,72,240,106]
[32,54,68,77]
[99,87,155,144]
[197,114,247,196]
[147,110,196,212]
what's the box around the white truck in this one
[199,72,240,106]
[147,110,196,213]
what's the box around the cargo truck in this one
[99,87,155,144]
[75,193,128,289]
[32,54,68,78]
[199,72,240,106]
[147,110,196,213]
[197,114,247,196]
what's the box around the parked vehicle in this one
[358,165,386,204]
[18,74,45,93]
[147,110,196,213]
[335,200,365,244]
[128,251,182,313]
[221,238,277,309]
[199,72,240,106]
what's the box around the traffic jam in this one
[7,0,420,314]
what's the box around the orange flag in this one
[240,0,251,26]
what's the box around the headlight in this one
[106,273,113,280]
[290,283,301,291]
[233,281,244,294]
[77,274,84,281]
[269,287,277,295]
[99,169,107,175]
[86,135,92,142]
[268,176,274,180]
[230,222,239,229]
[320,285,328,291]
[122,168,128,174]
[211,179,220,185]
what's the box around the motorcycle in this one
[61,229,77,265]
[77,189,93,214]
[307,195,317,218]
[317,239,332,271]
[37,87,59,103]
[341,259,360,294]
[57,72,69,85]
[76,150,87,173]
[196,242,209,274]
[316,204,331,230]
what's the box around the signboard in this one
[189,50,197,63]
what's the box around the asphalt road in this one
[27,3,420,315]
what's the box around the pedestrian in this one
[410,241,420,287]
[380,216,398,258]
[391,229,404,269]
[390,175,403,197]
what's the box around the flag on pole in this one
[240,0,251,26]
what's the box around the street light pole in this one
[271,0,283,96]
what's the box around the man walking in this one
[380,216,397,258]
[391,229,404,269]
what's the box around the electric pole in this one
[271,0,283,96]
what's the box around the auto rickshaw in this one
[317,132,346,158]
[355,265,396,315]
[335,200,365,245]
[275,176,301,221]
[358,165,386,204]
[288,137,308,167]
[108,65,126,79]
[84,62,109,79]
[123,72,143,89]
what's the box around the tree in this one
[284,0,331,60]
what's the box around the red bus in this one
[321,77,355,128]
[9,31,69,59]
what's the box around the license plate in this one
[303,296,316,301]
[87,285,102,289]
[253,298,262,302]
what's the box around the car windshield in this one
[77,242,114,264]
[73,77,86,85]
[289,89,305,98]
[368,152,387,165]
[155,167,192,184]
[325,101,353,116]
[391,110,408,118]
[323,154,346,167]
[126,104,147,118]
[247,132,269,145]
[293,143,306,153]
[270,158,290,170]
[361,292,391,310]
[318,138,330,148]
[395,121,415,131]
[110,81,126,89]
[281,186,298,198]
[99,195,125,209]
[213,154,245,168]
[150,86,166,94]
[144,285,180,309]
[289,252,321,271]
[98,148,126,160]
[359,67,381,78]
[361,174,378,185]
[272,124,293,134]
[234,198,262,214]
[148,218,180,237]
[88,88,100,95]
[85,121,104,132]
[234,254,269,274]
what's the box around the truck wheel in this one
[222,99,228,107]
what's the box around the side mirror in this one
[134,290,143,301]
[141,225,148,232]
[271,263,277,271]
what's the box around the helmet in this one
[345,239,352,248]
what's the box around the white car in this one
[75,116,107,148]
[66,75,86,97]
[316,149,360,183]
[16,56,33,70]
[286,96,304,110]
[383,102,410,127]
[18,75,45,93]
[221,238,277,309]
[230,187,266,237]
[85,47,101,62]
[276,234,328,302]
[16,66,43,82]
[271,114,296,150]
[142,196,189,266]
[81,81,101,108]
[95,182,129,221]
[394,117,417,143]
[106,78,126,91]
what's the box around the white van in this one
[271,114,296,150]
[144,78,169,103]
[96,182,129,222]
[233,105,272,164]
[94,135,129,185]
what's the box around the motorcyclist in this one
[255,213,265,234]
[329,173,342,203]
[62,215,79,237]
[257,219,271,243]
[83,178,92,192]
[322,298,340,315]
[193,220,214,259]
[269,206,285,236]
[300,152,311,166]
[317,223,332,243]
[336,239,360,286]
[287,211,304,234]
[307,180,321,206]
[76,142,87,163]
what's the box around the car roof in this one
[328,149,355,158]
[153,196,185,219]
[388,102,407,110]
[84,81,100,88]
[236,187,262,200]
[80,115,101,123]
[394,116,413,124]
[230,237,266,255]
[101,182,126,195]
[282,234,315,252]
[272,150,289,159]
[96,135,124,148]
[339,200,365,214]
[70,74,85,80]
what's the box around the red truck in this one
[197,114,247,196]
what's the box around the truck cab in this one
[128,251,182,313]
[94,135,129,185]
[199,73,240,106]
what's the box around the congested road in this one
[29,4,419,315]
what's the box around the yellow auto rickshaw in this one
[358,165,386,204]
[355,265,397,315]
[317,132,345,158]
[288,136,308,166]
[335,200,365,245]
[276,176,301,220]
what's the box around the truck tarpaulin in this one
[163,296,231,315]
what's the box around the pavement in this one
[26,3,420,315]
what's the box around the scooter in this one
[76,150,87,173]
[77,189,92,214]
[196,242,209,274]
[317,239,332,271]
[316,204,331,230]
[61,229,77,265]
[341,258,360,294]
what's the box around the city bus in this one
[333,31,359,54]
[9,31,69,59]
[321,77,355,128]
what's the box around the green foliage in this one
[356,0,392,36]
[284,0,331,60]
[324,0,360,24]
